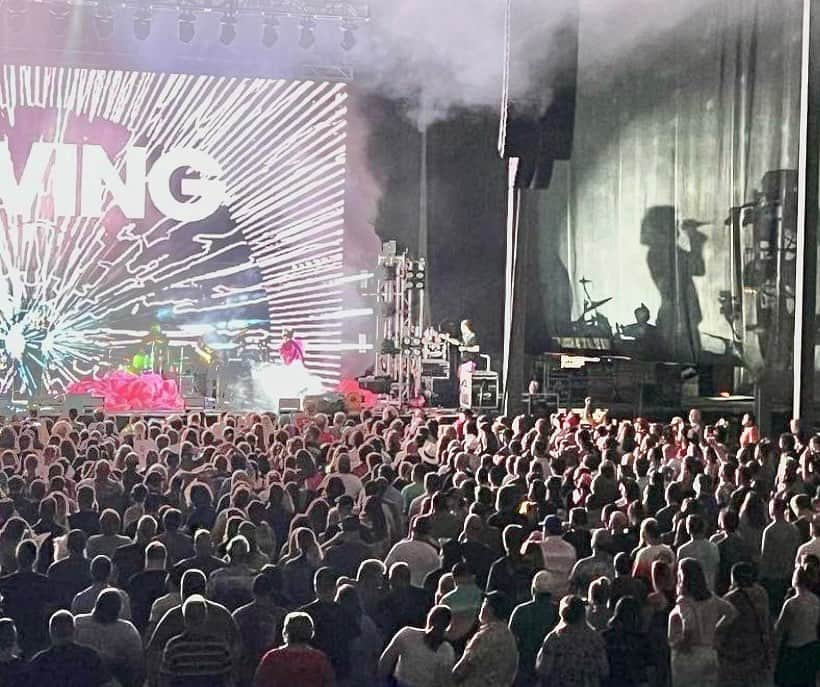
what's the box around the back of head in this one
[424,605,452,650]
[614,552,632,576]
[559,595,586,625]
[252,572,274,599]
[679,557,711,601]
[227,535,250,564]
[90,555,112,583]
[313,566,337,599]
[610,595,640,632]
[93,589,122,624]
[283,611,314,644]
[182,595,208,629]
[389,562,411,589]
[136,515,158,542]
[181,569,207,599]
[99,509,121,536]
[589,577,611,605]
[49,610,75,645]
[502,524,525,555]
[731,561,757,589]
[163,508,182,532]
[16,539,37,569]
[145,541,168,567]
[719,509,739,533]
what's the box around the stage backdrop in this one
[0,64,350,396]
[528,0,803,367]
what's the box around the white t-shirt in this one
[387,626,455,687]
[384,539,441,588]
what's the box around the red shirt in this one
[254,645,335,687]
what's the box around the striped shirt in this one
[161,632,232,685]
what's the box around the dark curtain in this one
[529,0,803,364]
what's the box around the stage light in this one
[340,20,356,51]
[49,0,72,36]
[94,0,114,39]
[178,7,195,43]
[133,4,151,40]
[219,11,237,45]
[261,13,278,47]
[298,16,316,49]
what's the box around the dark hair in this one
[424,605,452,651]
[731,561,757,589]
[609,595,641,632]
[560,595,586,625]
[614,552,632,576]
[92,589,122,624]
[678,558,711,601]
[253,572,274,597]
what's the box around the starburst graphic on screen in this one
[0,65,348,395]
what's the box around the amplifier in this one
[459,371,499,410]
[64,393,103,415]
[183,395,216,411]
[277,397,303,413]
[422,359,450,379]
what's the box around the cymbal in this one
[582,297,613,314]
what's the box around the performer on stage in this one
[249,328,324,409]
[279,328,306,366]
[444,319,481,381]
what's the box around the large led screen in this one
[0,64,349,396]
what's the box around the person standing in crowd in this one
[233,572,287,687]
[0,618,28,686]
[384,516,440,588]
[378,605,455,687]
[26,610,110,687]
[536,594,610,687]
[0,539,53,657]
[299,566,358,683]
[74,589,144,687]
[160,595,234,687]
[603,596,650,687]
[717,562,773,687]
[508,570,559,687]
[668,558,738,687]
[773,565,820,687]
[452,591,519,687]
[760,497,802,616]
[254,612,335,687]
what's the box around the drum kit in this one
[572,277,614,339]
[116,323,276,399]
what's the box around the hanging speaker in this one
[499,0,579,189]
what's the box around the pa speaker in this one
[500,0,579,189]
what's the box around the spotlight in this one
[94,0,114,39]
[178,7,195,43]
[340,19,356,51]
[49,0,72,36]
[298,16,315,49]
[261,13,278,47]
[133,4,151,40]
[219,11,237,45]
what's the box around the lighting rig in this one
[1,0,368,48]
[368,242,427,407]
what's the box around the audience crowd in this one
[0,404,817,687]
